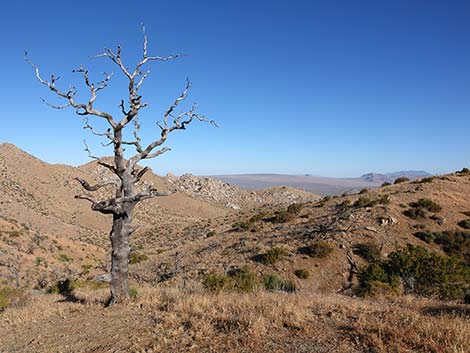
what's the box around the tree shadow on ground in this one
[55,279,86,304]
[422,305,470,317]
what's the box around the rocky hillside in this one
[0,143,317,288]
[165,172,318,209]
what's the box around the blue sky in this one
[0,0,469,177]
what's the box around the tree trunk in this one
[109,210,133,304]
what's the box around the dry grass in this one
[0,287,468,352]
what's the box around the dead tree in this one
[26,27,215,304]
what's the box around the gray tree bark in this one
[25,26,215,304]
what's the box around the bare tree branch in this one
[75,177,120,192]
[25,52,116,128]
[83,140,117,173]
[75,195,121,215]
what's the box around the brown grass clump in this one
[253,247,289,265]
[300,241,334,258]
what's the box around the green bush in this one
[300,241,334,258]
[354,197,377,208]
[418,177,434,183]
[0,287,28,313]
[58,253,73,263]
[353,242,381,263]
[249,212,267,223]
[269,203,304,223]
[204,266,261,293]
[230,266,260,292]
[378,195,391,205]
[270,210,296,223]
[410,199,442,213]
[394,177,410,184]
[129,287,139,300]
[414,231,435,244]
[356,262,400,297]
[263,274,297,292]
[129,251,149,264]
[413,230,470,263]
[403,199,442,219]
[457,219,470,230]
[294,269,310,279]
[457,167,470,175]
[359,188,369,194]
[433,231,470,262]
[254,247,289,265]
[287,203,303,215]
[381,182,391,187]
[231,220,253,232]
[403,207,427,219]
[203,273,234,292]
[356,245,470,300]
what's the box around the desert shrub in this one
[356,263,400,297]
[457,167,470,175]
[403,207,427,219]
[403,198,442,219]
[414,231,435,243]
[254,247,289,265]
[433,231,470,262]
[410,199,442,213]
[381,181,391,187]
[270,210,296,223]
[262,274,297,292]
[231,212,268,232]
[230,266,261,292]
[129,287,139,300]
[8,230,22,238]
[249,212,267,223]
[418,177,434,183]
[378,195,391,205]
[287,203,303,215]
[58,253,73,263]
[457,219,470,230]
[203,273,233,292]
[359,188,369,194]
[269,203,304,224]
[231,220,253,232]
[0,287,29,312]
[354,197,377,208]
[294,269,310,279]
[413,230,470,263]
[394,177,410,184]
[129,251,149,264]
[353,242,381,262]
[356,245,470,300]
[206,231,216,237]
[300,241,334,258]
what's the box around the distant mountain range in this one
[211,171,431,196]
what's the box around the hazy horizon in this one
[1,1,469,177]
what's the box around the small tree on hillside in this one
[26,27,215,304]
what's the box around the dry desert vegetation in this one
[0,143,470,352]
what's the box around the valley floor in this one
[1,287,469,353]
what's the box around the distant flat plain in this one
[211,171,431,196]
